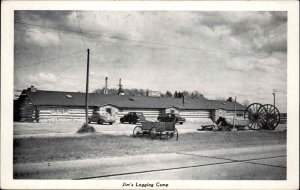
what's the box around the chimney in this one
[118,78,124,95]
[227,97,233,102]
[28,85,37,92]
[104,77,108,94]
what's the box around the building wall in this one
[180,110,211,122]
[211,109,227,123]
[18,98,245,124]
[37,105,120,123]
[18,97,36,122]
[38,106,94,122]
[226,110,245,118]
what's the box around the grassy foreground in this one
[14,131,286,164]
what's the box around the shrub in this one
[77,123,95,133]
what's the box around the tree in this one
[182,91,189,97]
[174,91,178,98]
[165,91,173,97]
[215,97,226,101]
[177,91,183,98]
[242,99,250,107]
[191,90,205,99]
[93,88,104,94]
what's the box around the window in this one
[106,108,112,115]
[237,113,244,117]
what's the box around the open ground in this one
[13,122,286,179]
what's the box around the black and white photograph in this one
[1,1,299,189]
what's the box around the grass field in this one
[14,130,286,164]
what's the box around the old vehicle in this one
[133,117,178,140]
[88,111,115,125]
[120,112,146,124]
[157,113,185,124]
[200,103,281,131]
[244,103,280,130]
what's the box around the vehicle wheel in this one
[97,119,103,124]
[120,119,124,123]
[109,122,113,125]
[133,126,143,138]
[133,121,137,124]
[179,122,183,125]
[168,128,178,141]
[129,121,132,124]
[150,127,157,140]
[88,120,91,124]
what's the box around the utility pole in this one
[272,92,276,107]
[85,49,90,124]
[233,96,237,131]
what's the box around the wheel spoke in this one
[262,104,281,130]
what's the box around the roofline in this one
[96,104,120,108]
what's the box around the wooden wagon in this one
[133,121,178,140]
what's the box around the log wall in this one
[19,97,36,122]
[180,110,211,122]
[38,106,94,122]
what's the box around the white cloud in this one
[27,72,57,85]
[25,28,59,47]
[14,11,287,112]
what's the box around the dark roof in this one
[22,89,246,110]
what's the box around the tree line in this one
[93,88,206,99]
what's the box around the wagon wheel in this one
[260,104,281,130]
[167,128,178,141]
[150,127,158,140]
[244,103,266,130]
[133,126,143,138]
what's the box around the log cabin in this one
[15,86,246,123]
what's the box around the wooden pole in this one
[85,49,90,124]
[233,96,236,129]
[273,92,275,107]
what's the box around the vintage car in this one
[157,113,186,124]
[88,111,115,125]
[120,112,146,124]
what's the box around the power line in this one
[15,25,169,52]
[75,11,87,49]
[15,28,90,44]
[15,50,84,69]
[54,53,85,79]
[14,20,251,56]
[36,53,85,88]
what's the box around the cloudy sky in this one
[14,11,287,112]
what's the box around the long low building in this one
[14,86,246,123]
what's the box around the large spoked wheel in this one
[260,104,281,130]
[244,103,266,130]
[133,126,143,138]
[150,127,157,140]
[167,128,178,141]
